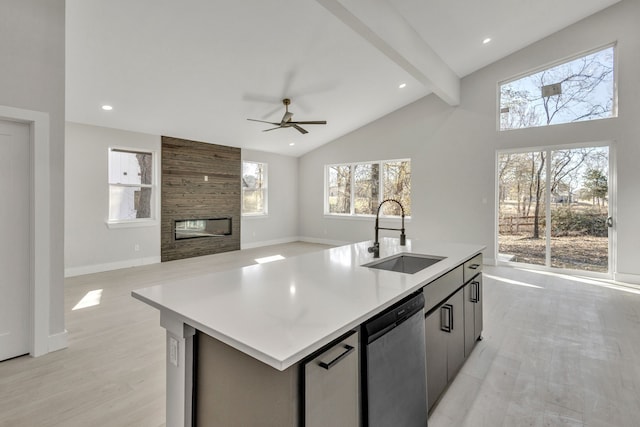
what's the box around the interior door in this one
[0,119,30,361]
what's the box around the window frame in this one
[106,146,158,228]
[497,43,618,132]
[324,158,411,219]
[242,160,268,217]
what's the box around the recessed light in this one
[482,38,492,45]
[101,105,113,111]
[289,142,295,146]
[398,83,407,89]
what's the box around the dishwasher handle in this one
[318,344,355,370]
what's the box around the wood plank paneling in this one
[161,136,241,262]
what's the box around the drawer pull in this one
[318,344,355,370]
[468,263,480,270]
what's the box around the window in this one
[108,148,154,222]
[499,45,616,131]
[242,161,267,215]
[325,159,411,217]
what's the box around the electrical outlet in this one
[204,175,208,182]
[169,337,178,367]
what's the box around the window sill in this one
[242,214,269,219]
[106,219,158,229]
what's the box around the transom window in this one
[242,161,268,216]
[325,159,411,217]
[499,45,616,131]
[108,148,155,222]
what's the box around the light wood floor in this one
[1,242,639,426]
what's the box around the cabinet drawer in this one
[304,331,360,427]
[423,265,463,313]
[463,253,483,283]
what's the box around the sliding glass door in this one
[497,144,612,275]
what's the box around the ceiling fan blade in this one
[248,118,280,125]
[293,124,308,134]
[262,126,283,132]
[289,120,327,125]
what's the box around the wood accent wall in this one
[161,136,241,262]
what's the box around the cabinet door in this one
[446,289,465,380]
[425,309,448,411]
[464,275,483,357]
[304,331,360,427]
[474,275,483,342]
[464,283,475,358]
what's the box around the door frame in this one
[494,141,616,279]
[0,105,51,357]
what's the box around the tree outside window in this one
[500,45,615,130]
[242,161,267,215]
[108,148,154,221]
[326,159,411,217]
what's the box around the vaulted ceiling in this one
[66,0,620,156]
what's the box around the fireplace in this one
[174,217,232,240]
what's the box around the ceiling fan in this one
[247,98,326,134]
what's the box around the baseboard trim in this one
[240,236,300,250]
[613,272,640,285]
[298,236,352,247]
[65,256,161,277]
[48,330,68,353]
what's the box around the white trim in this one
[48,330,68,352]
[299,236,352,247]
[613,272,640,285]
[65,256,161,278]
[241,236,299,250]
[0,105,51,357]
[106,219,159,229]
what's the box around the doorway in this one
[0,119,30,361]
[497,144,612,276]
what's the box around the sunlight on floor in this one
[521,268,640,295]
[72,289,103,310]
[255,254,286,264]
[484,274,543,289]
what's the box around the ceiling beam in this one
[316,0,460,106]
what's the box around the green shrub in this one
[549,208,608,237]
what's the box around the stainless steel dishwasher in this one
[362,292,428,427]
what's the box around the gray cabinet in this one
[464,274,483,357]
[304,331,360,427]
[463,253,483,358]
[425,286,465,411]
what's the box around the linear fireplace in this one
[174,217,232,240]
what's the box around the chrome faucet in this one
[368,199,406,258]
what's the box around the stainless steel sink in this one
[363,253,446,274]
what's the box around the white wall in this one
[64,128,298,271]
[65,123,161,276]
[1,0,66,344]
[241,149,299,248]
[299,0,640,280]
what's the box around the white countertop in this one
[132,238,484,371]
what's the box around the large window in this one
[325,159,411,217]
[242,161,267,216]
[108,148,154,222]
[499,45,616,131]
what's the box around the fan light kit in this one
[248,99,327,135]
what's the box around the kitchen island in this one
[132,238,484,426]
